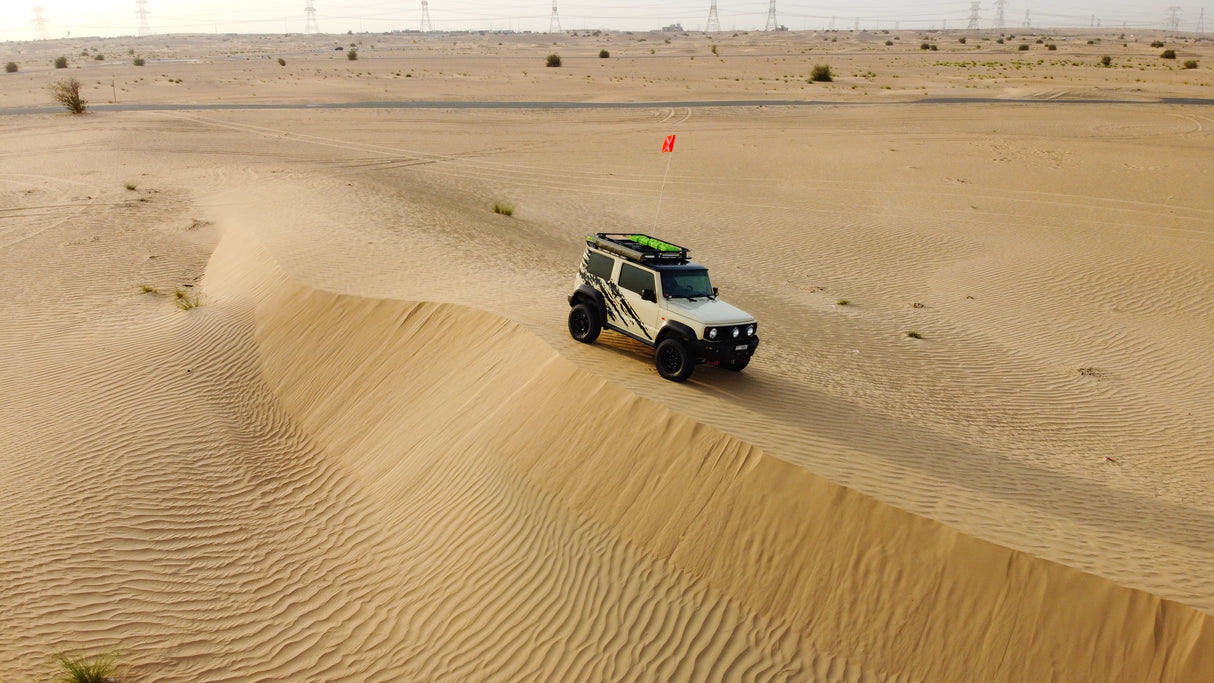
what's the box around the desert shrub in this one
[124,182,137,190]
[996,37,1004,44]
[1046,43,1057,50]
[920,42,931,50]
[1087,39,1095,45]
[4,61,16,73]
[54,56,68,68]
[93,53,104,61]
[810,64,832,82]
[174,287,201,310]
[930,44,938,51]
[347,49,358,60]
[492,201,514,216]
[546,53,561,67]
[1017,43,1029,51]
[133,57,145,66]
[711,44,718,55]
[905,331,923,339]
[599,49,609,58]
[52,651,118,683]
[1100,55,1112,66]
[277,57,286,66]
[1161,49,1176,59]
[959,37,967,44]
[1151,40,1165,48]
[1035,38,1043,44]
[1183,60,1198,69]
[49,77,87,114]
[884,39,893,46]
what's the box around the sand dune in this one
[3,29,1214,681]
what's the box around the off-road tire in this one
[722,356,750,371]
[655,338,694,382]
[568,303,601,344]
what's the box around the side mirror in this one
[712,287,719,297]
[641,289,657,303]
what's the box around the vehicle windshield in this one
[661,270,714,299]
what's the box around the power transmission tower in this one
[854,17,859,31]
[993,0,1006,30]
[136,0,151,36]
[706,0,720,32]
[549,0,561,33]
[1198,8,1206,33]
[829,16,836,31]
[32,6,48,40]
[764,0,777,31]
[1166,6,1181,32]
[1023,9,1030,28]
[304,0,318,33]
[967,2,981,30]
[420,0,432,31]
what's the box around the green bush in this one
[54,56,68,68]
[492,201,514,216]
[52,651,118,683]
[4,61,16,73]
[1151,40,1165,48]
[277,57,286,66]
[599,49,609,58]
[1161,49,1176,59]
[884,40,893,46]
[959,37,967,44]
[1183,60,1198,69]
[133,57,145,66]
[996,37,1004,44]
[1017,43,1029,51]
[49,77,87,114]
[93,53,105,60]
[1046,43,1057,50]
[347,49,358,60]
[546,53,561,67]
[1100,55,1112,67]
[810,64,832,82]
[920,42,931,50]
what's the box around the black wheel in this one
[722,356,750,372]
[568,303,601,343]
[655,338,694,382]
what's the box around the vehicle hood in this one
[664,297,754,325]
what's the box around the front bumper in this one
[698,335,759,362]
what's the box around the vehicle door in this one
[614,262,661,342]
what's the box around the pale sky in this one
[1,1,1200,42]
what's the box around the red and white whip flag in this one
[661,134,676,153]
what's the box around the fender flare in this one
[569,284,607,320]
[656,320,697,346]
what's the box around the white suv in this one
[568,233,759,382]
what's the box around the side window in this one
[586,251,615,279]
[618,263,655,295]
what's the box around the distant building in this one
[662,23,684,32]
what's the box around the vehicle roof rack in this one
[588,233,690,265]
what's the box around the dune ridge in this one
[211,227,1211,681]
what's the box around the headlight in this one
[746,325,755,337]
[731,327,740,339]
[707,327,718,340]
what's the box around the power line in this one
[136,0,151,36]
[304,0,319,34]
[32,5,48,40]
[705,0,719,33]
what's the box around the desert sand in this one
[2,28,1213,681]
